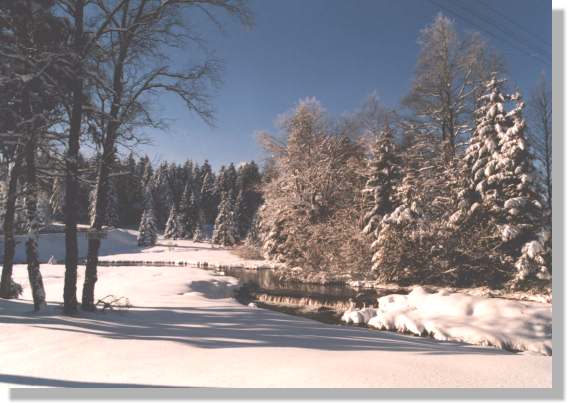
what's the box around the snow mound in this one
[342,287,552,355]
[341,307,377,325]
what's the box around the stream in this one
[217,266,405,324]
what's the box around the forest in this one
[0,1,552,318]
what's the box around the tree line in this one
[251,15,552,291]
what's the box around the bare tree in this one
[0,0,65,304]
[403,14,503,159]
[528,73,552,216]
[81,0,252,310]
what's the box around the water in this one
[219,266,405,324]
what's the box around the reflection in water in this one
[222,267,406,324]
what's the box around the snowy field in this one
[0,227,271,268]
[0,231,552,388]
[0,273,552,387]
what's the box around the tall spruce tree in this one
[137,186,157,247]
[453,76,550,287]
[212,191,238,246]
[361,123,401,236]
[164,205,182,240]
[179,185,198,239]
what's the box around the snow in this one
[0,265,551,388]
[0,231,552,387]
[0,228,141,264]
[99,238,274,268]
[342,287,552,356]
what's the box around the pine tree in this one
[233,189,246,239]
[212,191,238,246]
[164,205,182,240]
[200,165,217,224]
[453,76,550,287]
[246,211,262,248]
[361,123,401,236]
[137,189,157,247]
[179,185,198,239]
[192,210,206,242]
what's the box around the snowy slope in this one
[0,228,141,264]
[0,265,552,388]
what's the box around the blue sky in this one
[138,0,551,170]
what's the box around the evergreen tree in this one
[233,189,246,239]
[453,76,550,287]
[192,210,206,242]
[212,191,238,246]
[361,123,401,236]
[138,187,158,247]
[164,205,182,240]
[200,166,217,224]
[246,211,262,248]
[179,185,198,239]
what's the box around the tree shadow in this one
[0,299,510,356]
[186,280,236,299]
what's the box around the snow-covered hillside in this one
[0,228,140,264]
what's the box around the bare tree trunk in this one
[63,0,85,315]
[23,128,46,311]
[0,149,24,298]
[82,154,111,310]
[81,28,126,310]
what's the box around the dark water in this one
[219,266,405,323]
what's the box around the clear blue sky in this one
[138,0,551,170]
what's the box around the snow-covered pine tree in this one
[200,160,217,224]
[192,210,206,242]
[493,90,550,286]
[370,124,458,284]
[212,191,238,246]
[137,190,158,247]
[164,205,182,240]
[361,123,401,236]
[246,211,262,248]
[179,185,198,239]
[233,189,246,239]
[453,75,550,287]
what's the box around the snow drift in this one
[341,287,552,355]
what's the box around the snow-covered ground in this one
[0,228,140,264]
[0,269,552,387]
[0,233,552,388]
[342,287,552,355]
[98,237,272,268]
